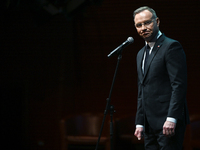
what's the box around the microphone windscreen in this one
[127,37,134,43]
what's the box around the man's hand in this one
[134,127,143,140]
[163,121,176,137]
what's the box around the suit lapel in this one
[137,46,145,81]
[142,34,165,83]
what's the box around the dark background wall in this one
[1,0,200,149]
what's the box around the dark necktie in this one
[144,44,150,73]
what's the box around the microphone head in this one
[127,37,134,43]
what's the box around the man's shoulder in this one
[162,35,180,45]
[161,35,184,52]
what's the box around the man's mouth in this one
[142,32,151,38]
[143,32,149,36]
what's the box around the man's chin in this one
[143,36,151,42]
[142,32,158,42]
[142,34,156,42]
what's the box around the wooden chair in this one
[115,115,144,150]
[60,113,110,150]
[183,114,200,150]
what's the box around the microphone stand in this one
[95,51,123,150]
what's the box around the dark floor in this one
[67,144,200,150]
[68,145,104,150]
[68,143,145,150]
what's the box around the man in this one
[133,6,190,150]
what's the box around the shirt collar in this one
[145,31,162,48]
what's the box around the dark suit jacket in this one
[135,34,190,131]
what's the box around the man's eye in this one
[144,21,151,25]
[136,24,142,27]
[135,19,153,28]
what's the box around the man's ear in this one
[156,18,160,27]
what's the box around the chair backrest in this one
[64,113,109,137]
[190,114,200,140]
[116,115,135,136]
[115,115,144,146]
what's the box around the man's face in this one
[134,10,160,42]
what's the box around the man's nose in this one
[141,24,147,30]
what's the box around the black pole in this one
[109,105,115,150]
[95,53,123,150]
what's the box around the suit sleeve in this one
[165,41,187,120]
[135,55,144,126]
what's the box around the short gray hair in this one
[133,6,157,20]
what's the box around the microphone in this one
[107,37,134,58]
